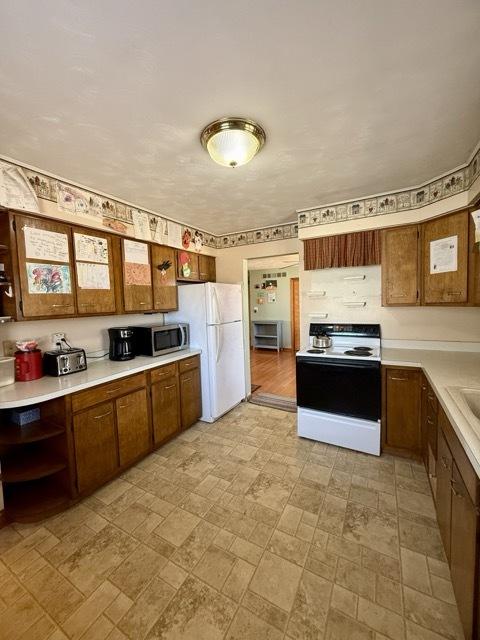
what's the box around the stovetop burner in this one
[307,348,325,354]
[351,346,373,352]
[344,350,372,356]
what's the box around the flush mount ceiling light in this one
[200,117,266,168]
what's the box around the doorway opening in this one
[246,253,299,410]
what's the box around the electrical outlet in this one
[51,332,65,349]
[2,340,16,356]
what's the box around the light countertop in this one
[382,348,480,476]
[0,348,201,409]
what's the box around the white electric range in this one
[296,323,381,455]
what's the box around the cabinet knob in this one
[106,387,121,394]
[52,304,72,308]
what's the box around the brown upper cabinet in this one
[422,210,469,305]
[0,209,215,320]
[199,254,216,282]
[72,226,117,315]
[177,250,200,281]
[151,244,178,311]
[15,214,77,318]
[468,209,480,305]
[121,238,154,312]
[381,224,420,305]
[382,209,478,307]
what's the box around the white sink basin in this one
[447,387,480,429]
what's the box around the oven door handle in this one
[297,358,380,370]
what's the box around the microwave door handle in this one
[180,326,186,349]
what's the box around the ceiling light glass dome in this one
[201,117,266,168]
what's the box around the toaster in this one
[43,348,87,377]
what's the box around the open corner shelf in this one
[0,448,67,483]
[3,476,71,522]
[0,420,64,445]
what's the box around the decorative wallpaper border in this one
[0,158,298,250]
[2,142,479,250]
[298,146,480,228]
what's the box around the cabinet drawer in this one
[179,356,199,373]
[439,407,479,505]
[150,362,178,383]
[72,372,147,412]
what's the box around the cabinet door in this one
[468,210,480,305]
[199,255,216,282]
[72,227,117,314]
[423,210,469,304]
[122,239,153,312]
[151,244,178,311]
[436,427,453,560]
[180,367,201,429]
[420,376,429,465]
[450,462,478,640]
[73,402,118,493]
[152,378,180,445]
[15,215,76,317]
[177,250,199,280]
[116,388,151,466]
[384,368,421,454]
[381,225,420,305]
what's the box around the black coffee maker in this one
[108,327,135,361]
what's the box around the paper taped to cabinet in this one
[124,239,149,265]
[430,235,458,274]
[74,233,109,263]
[77,262,110,289]
[24,226,69,263]
[26,263,71,294]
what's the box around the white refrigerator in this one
[168,282,245,422]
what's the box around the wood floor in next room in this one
[0,403,463,640]
[250,348,296,399]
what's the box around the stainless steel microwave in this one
[129,323,189,357]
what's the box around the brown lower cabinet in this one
[383,367,480,639]
[382,366,422,457]
[73,401,118,494]
[71,356,201,496]
[180,366,201,429]
[116,388,150,466]
[152,375,181,445]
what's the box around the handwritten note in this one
[24,226,69,263]
[74,233,108,263]
[76,262,110,289]
[124,239,149,265]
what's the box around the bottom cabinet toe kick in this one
[0,353,201,524]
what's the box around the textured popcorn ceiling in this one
[1,1,479,235]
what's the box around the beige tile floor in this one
[0,403,465,640]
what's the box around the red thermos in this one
[14,349,43,381]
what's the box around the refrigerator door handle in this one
[216,325,222,363]
[212,286,222,325]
